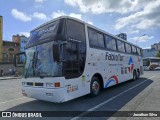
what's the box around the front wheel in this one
[90,77,100,96]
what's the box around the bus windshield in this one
[24,41,62,78]
[26,19,66,48]
[150,59,160,63]
[143,59,150,66]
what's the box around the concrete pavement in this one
[0,71,160,120]
[0,76,22,80]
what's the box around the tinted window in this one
[105,35,112,49]
[88,28,104,48]
[132,46,137,54]
[97,32,104,48]
[125,43,131,53]
[117,40,125,52]
[137,48,141,56]
[112,39,117,50]
[67,19,85,42]
[65,19,86,79]
[105,35,117,50]
[88,29,98,47]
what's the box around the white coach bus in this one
[15,16,143,103]
[143,57,160,70]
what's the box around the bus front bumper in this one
[22,86,66,103]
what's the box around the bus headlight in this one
[46,83,54,87]
[22,82,27,86]
[46,82,60,87]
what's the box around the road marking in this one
[0,97,26,105]
[71,76,155,120]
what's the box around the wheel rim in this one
[92,81,99,95]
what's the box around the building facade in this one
[142,48,158,58]
[151,42,160,51]
[0,16,3,62]
[2,41,20,62]
[116,33,127,41]
[12,34,21,43]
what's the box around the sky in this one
[0,0,160,49]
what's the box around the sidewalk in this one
[0,76,22,80]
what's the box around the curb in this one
[0,77,22,80]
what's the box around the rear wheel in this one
[90,77,100,96]
[136,70,140,79]
[133,70,137,80]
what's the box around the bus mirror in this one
[53,45,60,62]
[14,52,26,67]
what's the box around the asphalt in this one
[0,71,160,120]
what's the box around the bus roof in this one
[31,16,141,49]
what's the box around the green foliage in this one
[156,51,160,58]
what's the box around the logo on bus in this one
[128,57,134,73]
[105,75,119,88]
[105,52,124,61]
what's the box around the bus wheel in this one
[137,70,140,79]
[133,70,137,80]
[90,77,100,96]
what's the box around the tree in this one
[156,51,160,57]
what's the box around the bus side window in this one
[137,48,141,56]
[97,32,105,48]
[88,28,98,47]
[105,35,117,50]
[88,28,105,48]
[131,46,137,55]
[117,40,125,52]
[125,43,131,53]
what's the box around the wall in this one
[0,63,23,76]
[12,35,21,43]
[0,16,3,62]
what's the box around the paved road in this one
[0,71,160,120]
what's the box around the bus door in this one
[64,41,82,79]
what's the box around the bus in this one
[143,57,160,70]
[14,16,143,103]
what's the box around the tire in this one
[136,70,140,79]
[90,77,100,97]
[133,70,137,80]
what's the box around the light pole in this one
[136,34,146,45]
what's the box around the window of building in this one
[125,43,131,53]
[3,53,8,58]
[8,48,14,52]
[117,40,125,52]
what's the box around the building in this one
[116,33,127,41]
[12,34,21,43]
[2,41,20,62]
[151,42,160,51]
[20,35,28,52]
[12,34,28,62]
[142,48,158,58]
[0,16,3,62]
